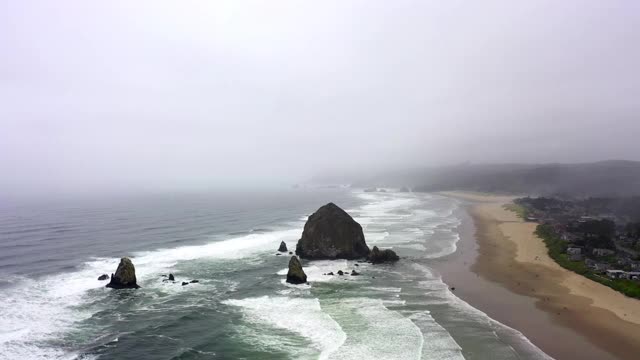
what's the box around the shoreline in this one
[435,191,640,360]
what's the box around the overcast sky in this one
[2,0,639,195]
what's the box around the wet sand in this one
[435,192,640,360]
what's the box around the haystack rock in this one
[106,257,140,289]
[278,241,288,252]
[367,246,399,264]
[296,203,369,260]
[286,256,307,284]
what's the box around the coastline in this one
[436,191,640,360]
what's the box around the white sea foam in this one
[0,189,548,360]
[223,296,347,360]
[322,298,431,360]
[0,227,302,360]
[410,264,553,360]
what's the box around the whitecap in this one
[223,296,346,360]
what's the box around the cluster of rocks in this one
[160,273,200,286]
[323,269,359,276]
[368,246,400,263]
[102,202,400,290]
[284,202,399,284]
[100,258,200,290]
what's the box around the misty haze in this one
[1,1,640,360]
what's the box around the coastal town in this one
[514,196,640,297]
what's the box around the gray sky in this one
[2,0,640,195]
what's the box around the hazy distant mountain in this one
[412,161,640,197]
[314,161,640,198]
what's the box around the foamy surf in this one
[222,296,347,360]
[0,226,303,360]
[322,298,429,360]
[0,188,553,359]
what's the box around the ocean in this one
[0,188,551,360]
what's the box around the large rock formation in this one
[286,256,307,284]
[278,241,288,252]
[296,203,369,260]
[367,246,399,264]
[106,257,140,289]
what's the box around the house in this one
[593,262,612,273]
[606,270,626,279]
[567,247,582,255]
[593,248,615,257]
[624,272,640,280]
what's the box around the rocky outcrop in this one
[278,241,288,252]
[106,257,140,289]
[182,282,189,286]
[286,256,307,284]
[367,246,399,264]
[296,203,369,260]
[168,273,175,281]
[337,270,344,275]
[98,274,109,281]
[351,270,360,276]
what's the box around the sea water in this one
[0,189,551,360]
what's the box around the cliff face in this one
[296,203,370,260]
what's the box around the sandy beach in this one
[437,191,640,360]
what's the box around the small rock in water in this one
[278,241,288,252]
[289,251,293,255]
[98,274,109,281]
[327,272,334,276]
[106,257,140,289]
[276,253,282,256]
[351,270,360,276]
[182,282,189,286]
[168,273,175,281]
[190,280,199,283]
[286,256,307,284]
[337,270,344,276]
[450,287,456,291]
[354,263,359,267]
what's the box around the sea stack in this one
[296,203,369,260]
[286,256,307,284]
[278,241,288,252]
[367,246,399,264]
[106,257,140,289]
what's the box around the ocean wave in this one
[223,296,347,360]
